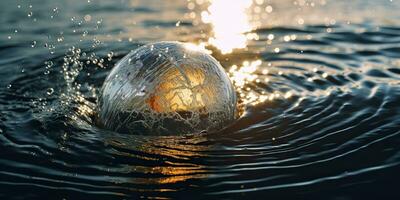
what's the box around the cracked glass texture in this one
[97,42,237,135]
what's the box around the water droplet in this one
[84,14,91,22]
[47,88,54,95]
[45,61,54,68]
[28,12,33,17]
[31,41,36,47]
[265,5,273,13]
[267,34,274,40]
[107,52,114,61]
[82,31,88,37]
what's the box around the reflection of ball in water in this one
[97,41,237,135]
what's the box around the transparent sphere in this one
[97,41,237,135]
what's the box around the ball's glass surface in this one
[97,41,237,135]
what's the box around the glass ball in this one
[97,41,237,135]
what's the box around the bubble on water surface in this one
[97,41,237,135]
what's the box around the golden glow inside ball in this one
[97,41,237,135]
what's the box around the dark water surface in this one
[1,0,400,199]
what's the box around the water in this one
[1,0,400,199]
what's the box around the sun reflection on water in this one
[183,1,296,107]
[228,60,293,106]
[201,0,256,54]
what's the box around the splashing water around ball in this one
[97,42,237,135]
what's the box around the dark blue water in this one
[1,0,400,199]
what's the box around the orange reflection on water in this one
[137,141,208,185]
[104,135,209,186]
[201,0,255,54]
